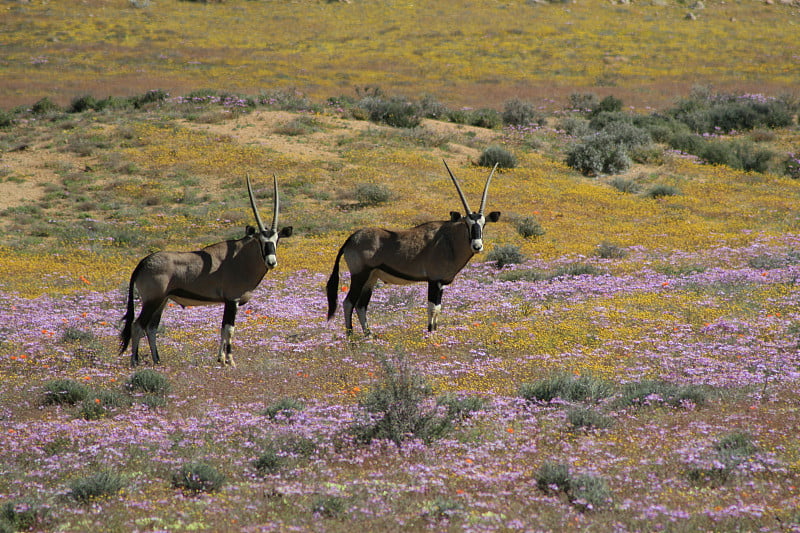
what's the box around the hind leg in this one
[145,308,165,365]
[130,321,144,367]
[345,271,377,337]
[355,285,375,337]
[217,301,238,367]
[133,300,165,366]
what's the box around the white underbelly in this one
[169,296,220,307]
[376,270,417,286]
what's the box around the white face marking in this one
[466,214,487,253]
[262,232,280,268]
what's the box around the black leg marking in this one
[345,271,372,335]
[427,281,445,332]
[219,301,239,366]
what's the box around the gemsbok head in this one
[119,175,293,367]
[326,160,501,336]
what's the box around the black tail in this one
[118,262,142,355]
[326,242,347,320]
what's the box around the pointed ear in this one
[449,211,462,222]
[245,225,256,236]
[487,211,501,223]
[279,226,293,238]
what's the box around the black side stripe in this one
[377,264,426,283]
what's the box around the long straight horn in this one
[270,173,279,232]
[478,163,498,215]
[246,174,267,234]
[442,159,472,214]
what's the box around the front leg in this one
[218,301,238,367]
[427,281,444,332]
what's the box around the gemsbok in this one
[119,175,293,367]
[326,160,501,336]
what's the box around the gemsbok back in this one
[119,175,293,367]
[326,160,500,336]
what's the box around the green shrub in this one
[643,184,679,199]
[557,116,591,137]
[349,355,452,446]
[421,497,464,520]
[260,88,316,112]
[274,115,321,136]
[609,177,641,194]
[354,183,392,206]
[535,462,572,493]
[629,144,665,165]
[567,92,600,115]
[31,97,61,115]
[41,379,90,406]
[68,94,99,113]
[567,407,614,431]
[436,393,488,420]
[519,372,613,404]
[687,432,758,487]
[595,241,628,259]
[566,133,632,176]
[502,98,546,127]
[253,434,318,475]
[131,89,168,109]
[77,390,132,420]
[68,470,125,503]
[253,448,285,475]
[486,244,526,268]
[588,110,633,131]
[172,462,226,494]
[552,263,602,278]
[748,253,793,270]
[261,397,305,421]
[714,431,758,462]
[0,500,49,531]
[513,215,545,238]
[535,463,612,512]
[446,108,470,124]
[635,114,691,143]
[598,120,652,150]
[419,94,449,120]
[670,92,792,134]
[76,399,108,421]
[469,108,503,129]
[126,369,171,397]
[477,145,517,169]
[311,495,348,518]
[668,132,707,154]
[733,142,774,173]
[0,109,14,129]
[359,96,421,128]
[615,380,711,409]
[449,107,502,128]
[60,327,95,343]
[498,268,549,282]
[783,153,800,179]
[589,95,623,117]
[570,473,613,512]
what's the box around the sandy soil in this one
[0,110,500,213]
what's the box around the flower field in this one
[2,102,800,528]
[2,0,800,531]
[2,0,799,109]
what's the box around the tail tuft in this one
[326,243,346,320]
[118,261,141,355]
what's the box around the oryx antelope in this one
[326,161,501,336]
[119,175,293,367]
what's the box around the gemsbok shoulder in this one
[119,175,293,367]
[326,160,501,336]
